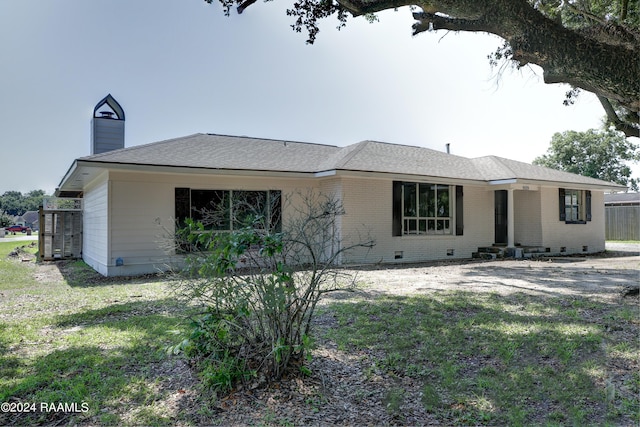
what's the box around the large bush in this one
[170,192,374,392]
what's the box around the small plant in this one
[421,383,442,412]
[383,387,406,419]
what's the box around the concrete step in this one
[523,246,550,254]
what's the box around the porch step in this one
[476,246,505,254]
[473,246,508,259]
[522,246,551,258]
[472,246,551,260]
[522,246,549,254]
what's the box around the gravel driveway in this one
[345,243,639,300]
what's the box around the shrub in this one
[170,192,374,392]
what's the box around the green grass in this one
[0,240,196,426]
[322,290,640,426]
[1,238,638,425]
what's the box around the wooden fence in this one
[605,205,639,241]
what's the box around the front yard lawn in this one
[0,239,638,425]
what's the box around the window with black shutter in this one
[392,181,460,236]
[559,188,591,224]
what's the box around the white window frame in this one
[401,182,453,235]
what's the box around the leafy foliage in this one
[170,192,374,393]
[533,128,640,190]
[0,190,49,217]
[0,210,13,227]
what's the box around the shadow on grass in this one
[318,289,639,426]
[455,258,639,298]
[52,297,190,328]
[43,259,173,288]
[0,299,200,426]
[0,324,25,390]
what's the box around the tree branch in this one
[237,0,257,14]
[597,96,640,138]
[337,0,411,16]
[412,12,494,35]
[565,2,607,26]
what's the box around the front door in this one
[494,190,508,245]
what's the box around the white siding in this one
[82,174,109,275]
[102,171,322,276]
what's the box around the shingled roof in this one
[78,133,337,173]
[61,133,624,190]
[468,156,621,187]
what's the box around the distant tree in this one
[0,190,49,217]
[0,191,25,217]
[206,0,640,137]
[533,128,640,191]
[0,210,12,227]
[24,190,47,213]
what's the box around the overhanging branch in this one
[598,96,640,138]
[237,0,257,14]
[412,12,494,35]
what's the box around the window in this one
[175,188,282,232]
[395,182,455,235]
[558,189,591,223]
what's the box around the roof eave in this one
[488,177,626,191]
[56,160,79,191]
[63,160,320,183]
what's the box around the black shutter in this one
[392,181,402,236]
[455,185,464,235]
[586,190,592,221]
[559,188,566,221]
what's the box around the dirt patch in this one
[348,253,638,299]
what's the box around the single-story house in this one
[604,192,640,207]
[21,211,40,231]
[55,131,625,276]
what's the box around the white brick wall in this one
[338,177,493,264]
[514,190,543,246]
[88,170,608,275]
[540,187,605,254]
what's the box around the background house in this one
[21,211,39,231]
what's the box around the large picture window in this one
[399,182,453,235]
[175,188,282,232]
[558,188,592,223]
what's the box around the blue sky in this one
[0,0,611,194]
